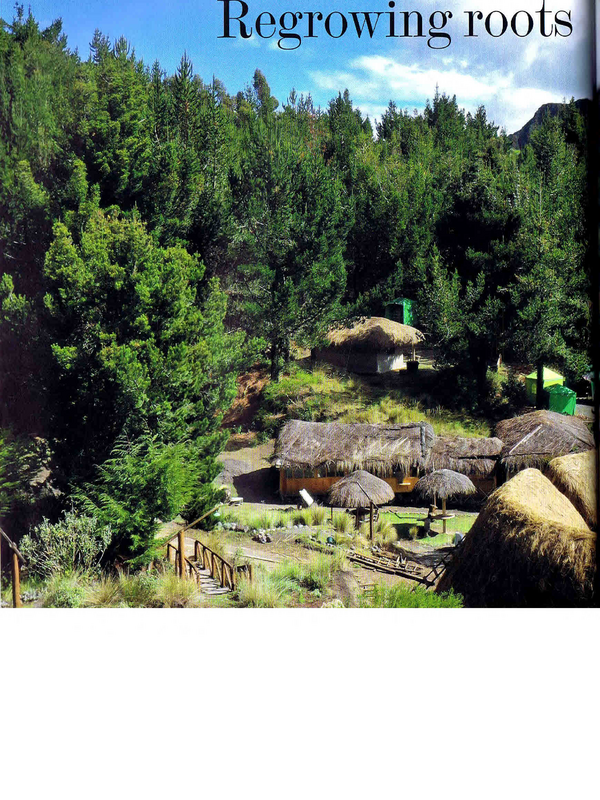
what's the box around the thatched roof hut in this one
[327,471,395,508]
[438,468,596,607]
[415,470,476,502]
[273,419,435,476]
[496,410,594,473]
[545,450,597,531]
[326,317,424,350]
[425,436,503,478]
[315,317,424,374]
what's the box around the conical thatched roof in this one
[326,317,424,352]
[327,470,395,508]
[415,469,477,501]
[424,436,503,478]
[273,419,435,476]
[545,450,597,531]
[496,410,594,472]
[438,468,596,607]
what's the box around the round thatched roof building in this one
[415,469,476,502]
[327,470,395,508]
[326,317,424,351]
[437,468,596,607]
[544,450,597,531]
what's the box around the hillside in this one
[509,98,591,149]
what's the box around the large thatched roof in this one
[415,469,477,502]
[438,468,596,607]
[327,470,395,508]
[425,436,503,478]
[326,317,424,352]
[545,450,597,531]
[496,410,594,472]
[273,419,435,476]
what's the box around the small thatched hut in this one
[545,450,597,531]
[438,468,596,607]
[496,410,594,474]
[327,471,395,508]
[273,419,435,498]
[424,436,503,494]
[314,316,424,374]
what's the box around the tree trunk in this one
[270,341,280,380]
[536,361,544,409]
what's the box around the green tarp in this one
[525,367,564,404]
[547,384,577,415]
[385,297,414,326]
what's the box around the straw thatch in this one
[326,317,424,352]
[545,450,597,531]
[273,419,435,476]
[327,470,395,508]
[496,410,594,473]
[425,436,503,478]
[415,469,476,502]
[438,468,596,607]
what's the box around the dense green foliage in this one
[0,9,591,562]
[20,510,112,578]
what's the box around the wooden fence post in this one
[178,529,185,578]
[12,551,22,608]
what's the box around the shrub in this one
[300,555,332,591]
[20,511,112,579]
[117,573,159,607]
[84,576,122,608]
[309,505,326,526]
[76,435,209,566]
[332,512,352,534]
[374,518,397,545]
[360,584,463,608]
[293,509,311,526]
[41,573,87,608]
[235,571,281,607]
[154,573,201,607]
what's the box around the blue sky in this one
[9,0,594,132]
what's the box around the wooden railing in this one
[0,526,24,608]
[166,535,252,590]
[163,504,253,591]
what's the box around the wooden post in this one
[178,529,185,578]
[12,551,22,608]
[247,564,253,583]
[220,558,225,588]
[369,502,374,540]
[211,551,215,579]
[442,499,447,535]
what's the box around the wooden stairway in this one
[165,517,252,595]
[189,559,231,596]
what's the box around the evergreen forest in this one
[0,8,592,567]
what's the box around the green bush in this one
[41,573,87,608]
[332,512,352,534]
[20,511,112,579]
[360,584,463,608]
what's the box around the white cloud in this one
[311,53,575,132]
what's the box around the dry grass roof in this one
[425,436,503,478]
[273,419,435,476]
[438,468,596,607]
[496,410,594,472]
[326,317,424,352]
[415,469,477,502]
[545,450,597,531]
[327,470,395,508]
